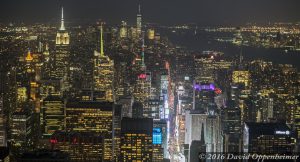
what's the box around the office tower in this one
[120,117,153,162]
[147,29,155,40]
[232,71,250,88]
[41,95,64,138]
[42,44,52,79]
[133,72,151,103]
[153,119,168,159]
[117,96,133,118]
[193,82,216,112]
[119,21,128,38]
[184,110,206,161]
[10,110,32,153]
[153,145,164,162]
[221,101,242,152]
[53,7,70,80]
[206,103,223,153]
[143,99,161,119]
[0,96,6,147]
[185,109,223,161]
[25,50,34,74]
[50,131,103,161]
[93,24,115,102]
[189,124,206,162]
[243,122,296,154]
[65,101,121,161]
[132,101,144,118]
[194,53,215,83]
[136,2,142,37]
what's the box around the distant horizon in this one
[2,20,300,27]
[1,0,300,26]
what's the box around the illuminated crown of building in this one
[25,50,33,61]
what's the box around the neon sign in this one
[138,74,146,79]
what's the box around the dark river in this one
[162,29,300,69]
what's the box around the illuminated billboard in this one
[153,128,162,144]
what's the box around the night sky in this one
[0,0,300,25]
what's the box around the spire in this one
[200,123,205,144]
[60,7,65,31]
[141,31,145,67]
[138,4,141,15]
[100,23,104,57]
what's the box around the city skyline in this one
[0,0,300,25]
[1,1,300,162]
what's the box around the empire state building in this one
[52,7,70,81]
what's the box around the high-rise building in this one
[221,101,242,152]
[53,7,70,81]
[143,99,161,119]
[133,72,151,103]
[65,101,121,161]
[93,24,115,102]
[41,95,65,138]
[193,82,216,112]
[50,131,103,161]
[10,110,32,153]
[232,71,250,88]
[119,21,128,38]
[120,117,153,162]
[0,96,6,147]
[243,122,296,154]
[153,119,168,159]
[189,124,206,162]
[185,109,223,161]
[147,29,155,40]
[136,3,142,37]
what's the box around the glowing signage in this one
[194,83,215,91]
[138,74,146,79]
[275,131,290,135]
[214,88,222,94]
[153,128,162,144]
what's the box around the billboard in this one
[153,128,162,144]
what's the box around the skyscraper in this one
[136,2,142,37]
[120,117,153,162]
[0,96,6,147]
[53,7,70,81]
[93,24,115,102]
[65,101,121,161]
[41,95,65,138]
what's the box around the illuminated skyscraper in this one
[232,71,250,88]
[133,72,151,103]
[50,131,104,161]
[243,123,296,154]
[10,110,33,153]
[147,29,155,40]
[136,2,142,37]
[119,21,128,38]
[93,24,115,102]
[53,7,70,81]
[41,95,65,138]
[120,117,153,162]
[65,101,121,161]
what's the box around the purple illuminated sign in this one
[194,83,215,91]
